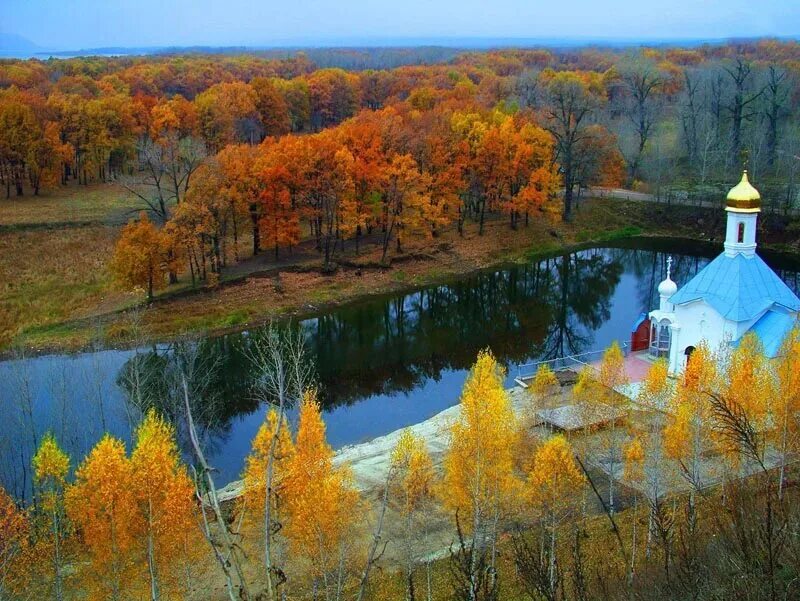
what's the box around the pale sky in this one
[1,0,798,50]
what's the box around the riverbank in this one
[6,196,800,356]
[216,384,533,503]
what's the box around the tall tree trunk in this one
[251,206,261,255]
[167,249,178,285]
[356,467,392,601]
[563,164,574,221]
[52,506,63,601]
[182,377,251,600]
[147,501,160,601]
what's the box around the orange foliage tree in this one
[258,162,302,259]
[215,143,261,262]
[195,81,261,151]
[66,434,137,599]
[111,212,170,300]
[129,410,198,600]
[336,116,387,251]
[0,485,30,597]
[251,77,291,138]
[283,391,359,597]
[380,153,431,261]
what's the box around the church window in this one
[658,323,671,354]
[737,222,745,243]
[649,319,671,358]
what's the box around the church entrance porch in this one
[648,319,672,359]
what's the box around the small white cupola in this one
[658,256,677,312]
[724,170,761,258]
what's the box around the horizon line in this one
[4,33,800,59]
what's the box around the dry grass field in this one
[0,183,137,227]
[0,225,125,348]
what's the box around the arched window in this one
[737,222,745,243]
[649,319,672,358]
[659,323,671,355]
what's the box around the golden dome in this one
[726,170,761,210]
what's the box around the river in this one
[2,239,799,498]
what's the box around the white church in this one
[646,171,800,374]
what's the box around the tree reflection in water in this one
[117,248,625,430]
[116,339,258,461]
[4,241,799,494]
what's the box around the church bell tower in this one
[724,170,761,258]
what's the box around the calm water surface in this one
[2,240,799,497]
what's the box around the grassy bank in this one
[0,224,124,347]
[3,187,797,355]
[0,183,135,228]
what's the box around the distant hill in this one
[0,32,44,57]
[4,35,799,62]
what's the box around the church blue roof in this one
[738,310,798,358]
[669,252,800,322]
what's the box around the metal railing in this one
[515,342,630,384]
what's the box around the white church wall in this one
[670,300,728,373]
[724,210,758,257]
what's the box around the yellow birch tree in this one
[241,408,295,597]
[636,358,670,411]
[441,349,519,585]
[32,433,70,601]
[528,433,584,503]
[391,429,434,601]
[66,434,137,600]
[774,327,800,498]
[130,410,198,600]
[576,342,629,515]
[663,343,718,498]
[530,363,560,423]
[283,391,359,599]
[718,333,774,467]
[526,435,584,594]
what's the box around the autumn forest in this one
[3,43,800,344]
[2,37,800,601]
